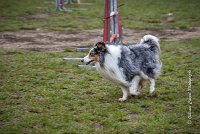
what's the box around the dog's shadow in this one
[131,93,159,100]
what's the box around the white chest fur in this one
[95,45,129,87]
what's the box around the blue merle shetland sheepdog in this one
[82,35,162,101]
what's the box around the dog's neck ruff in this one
[95,45,129,87]
[98,50,107,67]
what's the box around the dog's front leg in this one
[129,76,141,96]
[118,88,128,102]
[149,79,155,94]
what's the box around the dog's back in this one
[119,35,162,81]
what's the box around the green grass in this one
[0,0,200,133]
[0,0,200,31]
[0,38,200,133]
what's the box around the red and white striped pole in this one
[103,0,110,43]
[103,0,122,44]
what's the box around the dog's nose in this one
[81,59,84,62]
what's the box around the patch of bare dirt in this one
[0,27,199,52]
[123,27,200,43]
[24,13,49,19]
[0,13,49,20]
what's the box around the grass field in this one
[1,39,200,133]
[0,0,200,133]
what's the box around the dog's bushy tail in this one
[140,35,160,53]
[140,35,162,79]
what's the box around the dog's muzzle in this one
[85,60,94,65]
[81,59,94,65]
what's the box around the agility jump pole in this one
[55,0,91,11]
[56,0,72,11]
[103,0,110,43]
[55,0,75,11]
[103,0,122,44]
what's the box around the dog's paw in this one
[149,91,154,95]
[118,98,127,102]
[130,91,140,96]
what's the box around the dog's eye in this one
[94,48,98,52]
[89,49,97,56]
[90,52,96,56]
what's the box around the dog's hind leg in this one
[119,87,129,102]
[149,79,155,94]
[129,76,140,96]
[138,79,145,92]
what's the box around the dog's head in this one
[81,42,106,65]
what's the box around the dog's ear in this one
[96,42,106,52]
